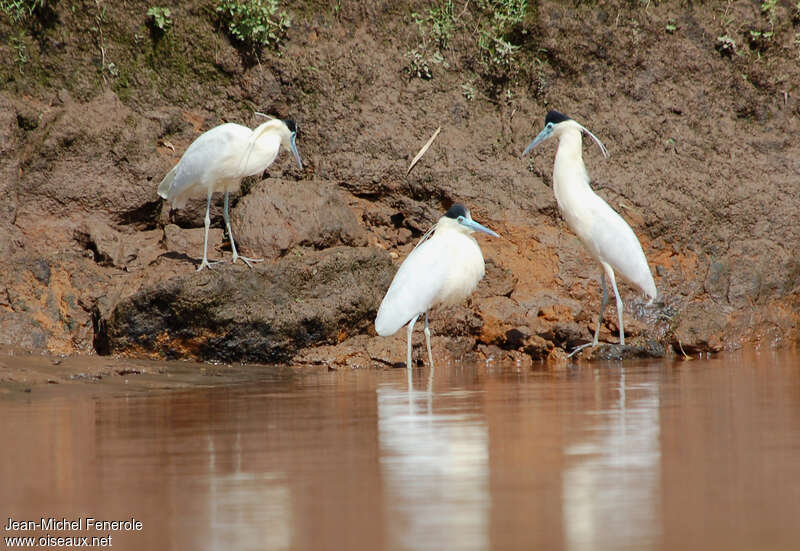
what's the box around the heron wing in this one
[374,238,449,336]
[161,123,252,208]
[585,198,657,299]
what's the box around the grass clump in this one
[475,0,527,72]
[147,6,173,34]
[405,0,530,85]
[0,0,43,23]
[215,0,291,50]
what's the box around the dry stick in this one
[407,126,441,176]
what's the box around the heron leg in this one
[197,189,222,271]
[423,311,435,369]
[224,191,263,268]
[604,264,625,345]
[568,268,610,358]
[593,269,609,347]
[407,314,420,390]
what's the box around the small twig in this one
[407,126,441,176]
[457,0,470,20]
[677,339,693,361]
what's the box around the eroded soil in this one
[1,0,798,372]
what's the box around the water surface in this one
[2,347,800,550]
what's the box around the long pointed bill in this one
[578,124,609,158]
[462,218,500,238]
[290,133,303,169]
[522,126,553,156]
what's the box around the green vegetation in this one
[760,0,777,25]
[215,0,291,50]
[404,0,455,79]
[147,6,172,33]
[405,0,532,93]
[11,34,27,73]
[412,0,456,48]
[475,0,526,72]
[0,0,42,23]
[461,82,476,101]
[716,34,737,57]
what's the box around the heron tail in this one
[157,166,177,200]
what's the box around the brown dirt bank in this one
[1,0,798,367]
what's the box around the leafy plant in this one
[666,21,676,34]
[405,1,456,79]
[413,0,456,49]
[0,0,43,23]
[716,34,737,57]
[461,82,476,100]
[475,0,527,71]
[216,0,291,50]
[147,6,172,33]
[748,28,774,52]
[11,34,27,74]
[761,0,777,25]
[405,48,433,80]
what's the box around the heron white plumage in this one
[158,117,303,271]
[522,110,656,355]
[375,204,499,372]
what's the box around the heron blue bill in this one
[290,133,303,169]
[522,126,553,156]
[460,218,499,238]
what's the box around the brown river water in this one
[2,346,800,551]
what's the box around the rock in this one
[163,224,224,261]
[74,217,162,269]
[16,90,165,225]
[576,341,666,361]
[671,301,731,355]
[232,179,368,259]
[0,313,47,350]
[95,246,394,363]
[0,254,108,354]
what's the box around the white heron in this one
[522,110,656,356]
[375,204,499,372]
[158,116,303,271]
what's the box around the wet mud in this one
[0,1,798,367]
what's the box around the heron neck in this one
[239,132,281,177]
[553,129,590,188]
[554,127,585,165]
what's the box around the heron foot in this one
[232,254,264,268]
[567,341,599,358]
[197,259,225,272]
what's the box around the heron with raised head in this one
[158,116,303,271]
[522,110,656,356]
[375,204,499,374]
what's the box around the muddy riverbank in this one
[1,0,798,365]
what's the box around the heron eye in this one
[457,216,465,223]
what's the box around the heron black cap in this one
[545,110,571,125]
[283,119,297,134]
[444,204,469,219]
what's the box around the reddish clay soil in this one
[1,0,798,372]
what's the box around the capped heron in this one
[523,110,656,356]
[375,204,499,372]
[158,117,303,271]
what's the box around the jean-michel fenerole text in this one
[4,516,143,531]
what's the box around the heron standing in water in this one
[375,204,499,374]
[523,111,656,356]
